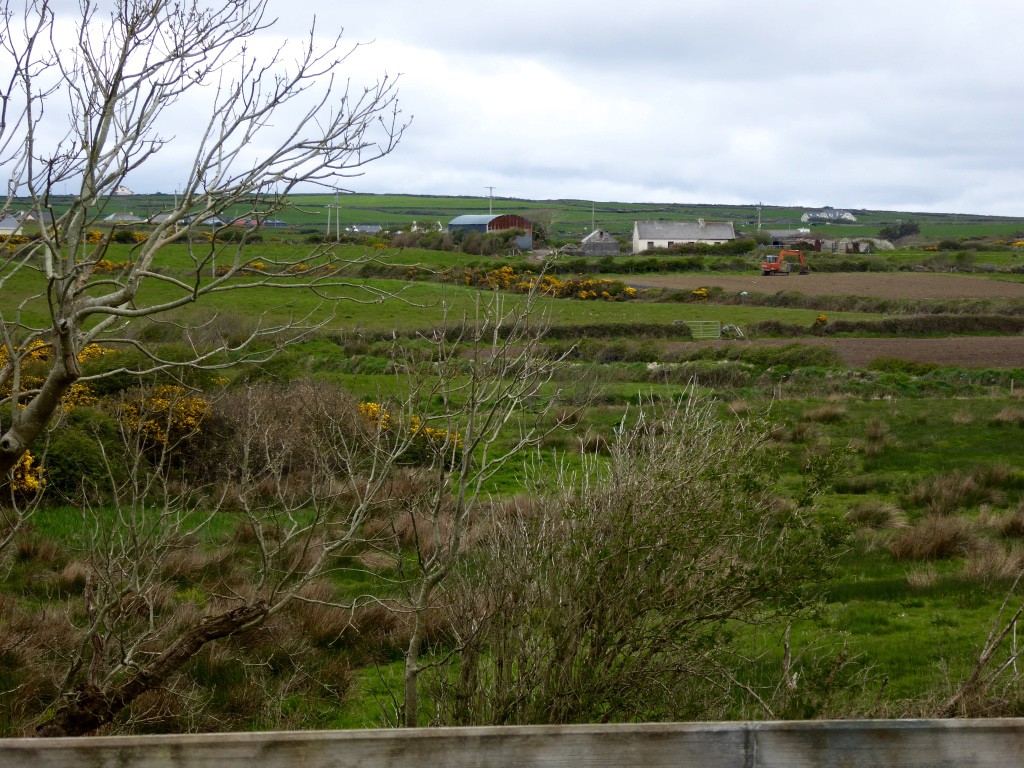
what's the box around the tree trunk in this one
[34,600,268,737]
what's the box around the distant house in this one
[179,215,227,226]
[348,224,383,235]
[448,214,533,250]
[632,220,735,254]
[581,229,620,257]
[17,210,54,226]
[103,212,144,223]
[0,215,21,236]
[801,207,857,223]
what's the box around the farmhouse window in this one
[647,241,654,249]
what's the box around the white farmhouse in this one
[632,220,736,254]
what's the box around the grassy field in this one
[6,198,1024,732]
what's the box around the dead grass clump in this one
[770,421,821,445]
[577,429,609,455]
[994,504,1024,538]
[905,466,1010,516]
[990,407,1024,427]
[56,561,89,594]
[905,563,938,589]
[288,580,350,648]
[846,500,907,530]
[553,407,583,429]
[14,536,62,566]
[727,399,750,416]
[161,545,234,581]
[889,516,974,561]
[801,404,848,424]
[961,541,1024,586]
[865,418,890,442]
[952,410,973,426]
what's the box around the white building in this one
[632,220,736,254]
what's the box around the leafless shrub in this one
[889,516,974,561]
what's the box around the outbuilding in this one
[632,220,735,253]
[448,214,533,250]
[581,229,620,257]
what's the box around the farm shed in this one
[581,229,620,256]
[632,220,735,254]
[448,214,533,250]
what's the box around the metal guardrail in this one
[1,720,1023,767]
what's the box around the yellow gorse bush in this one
[456,266,639,302]
[119,385,210,448]
[359,401,461,453]
[3,450,45,495]
[60,383,98,413]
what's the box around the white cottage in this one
[632,220,736,254]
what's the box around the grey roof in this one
[0,215,21,232]
[634,221,735,241]
[449,214,498,226]
[582,229,616,244]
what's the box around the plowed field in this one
[631,272,1024,300]
[633,272,1024,368]
[668,336,1024,369]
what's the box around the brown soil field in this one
[631,272,1024,368]
[668,336,1024,369]
[631,272,1024,300]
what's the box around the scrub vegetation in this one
[6,205,1024,734]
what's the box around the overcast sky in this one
[50,1,1024,216]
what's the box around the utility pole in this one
[486,186,495,214]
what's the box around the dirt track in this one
[632,272,1024,300]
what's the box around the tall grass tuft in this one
[846,500,907,530]
[889,516,974,561]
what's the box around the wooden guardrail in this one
[1,720,1023,767]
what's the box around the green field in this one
[5,198,1024,734]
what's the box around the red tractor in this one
[760,249,809,276]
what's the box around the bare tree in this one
[362,293,571,727]
[0,0,407,478]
